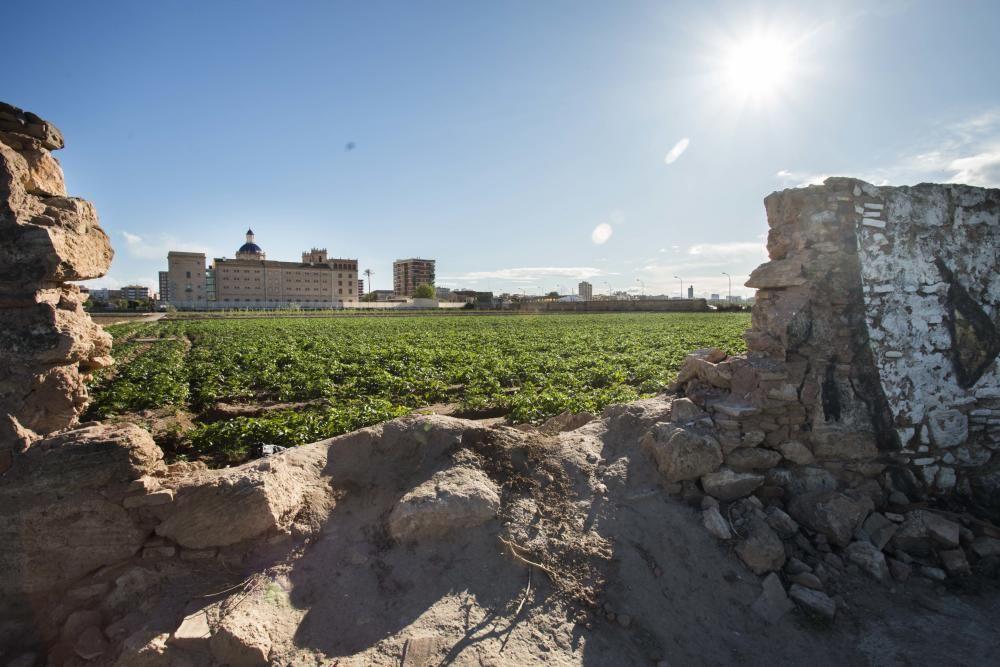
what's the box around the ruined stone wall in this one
[0,102,114,469]
[677,177,1000,517]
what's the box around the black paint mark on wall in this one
[934,258,1000,388]
[821,359,842,421]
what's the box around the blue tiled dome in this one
[238,242,263,254]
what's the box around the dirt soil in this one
[101,404,1000,667]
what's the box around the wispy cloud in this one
[633,240,767,296]
[438,266,615,287]
[664,137,690,165]
[775,169,829,187]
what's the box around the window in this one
[186,271,191,278]
[338,288,343,294]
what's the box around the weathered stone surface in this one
[735,519,786,574]
[643,423,723,483]
[892,511,960,556]
[788,585,836,623]
[74,626,109,660]
[210,604,272,667]
[171,611,211,650]
[156,445,325,549]
[788,491,869,547]
[971,536,1000,558]
[726,447,782,472]
[701,506,732,540]
[701,467,765,501]
[752,573,794,624]
[746,259,806,289]
[939,548,971,577]
[766,506,799,539]
[862,513,898,551]
[538,411,595,434]
[844,541,889,581]
[388,466,500,543]
[778,441,815,465]
[670,398,707,423]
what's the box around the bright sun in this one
[720,33,795,105]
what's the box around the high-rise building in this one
[358,279,364,298]
[687,285,694,299]
[393,258,435,297]
[158,271,169,302]
[165,230,358,309]
[578,281,593,300]
[710,293,720,301]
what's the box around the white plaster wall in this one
[855,182,1000,491]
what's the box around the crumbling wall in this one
[0,101,114,470]
[676,177,1000,517]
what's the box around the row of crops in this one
[87,313,750,463]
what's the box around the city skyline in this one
[5,1,1000,298]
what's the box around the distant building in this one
[687,285,694,299]
[372,289,396,301]
[710,293,720,301]
[358,279,364,298]
[158,271,170,302]
[165,230,358,309]
[578,281,593,300]
[89,288,112,302]
[728,295,743,303]
[435,286,452,300]
[393,258,435,297]
[121,285,150,301]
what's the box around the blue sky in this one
[5,0,1000,297]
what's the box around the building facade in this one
[165,230,358,309]
[578,281,593,300]
[121,285,150,301]
[393,258,435,297]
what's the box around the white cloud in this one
[778,107,1000,189]
[591,223,613,245]
[664,137,690,164]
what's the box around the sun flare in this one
[719,31,796,106]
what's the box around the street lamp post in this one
[605,281,612,298]
[674,275,683,299]
[722,271,732,302]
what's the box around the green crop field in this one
[87,312,750,464]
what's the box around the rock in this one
[701,467,764,501]
[642,423,723,483]
[922,512,961,548]
[670,398,707,423]
[602,396,673,441]
[735,519,786,574]
[888,491,910,507]
[939,549,971,577]
[616,613,631,628]
[104,566,160,614]
[785,557,812,575]
[752,573,794,624]
[5,653,37,667]
[778,441,815,465]
[892,511,960,556]
[971,536,1000,558]
[788,491,869,547]
[701,507,733,540]
[746,259,806,289]
[156,444,325,549]
[844,541,889,581]
[742,430,766,447]
[789,572,823,590]
[61,609,102,640]
[862,513,898,551]
[210,603,271,667]
[74,626,109,660]
[538,411,595,434]
[726,448,782,472]
[388,466,500,542]
[788,585,837,623]
[768,466,838,497]
[124,489,175,508]
[114,631,174,667]
[171,610,211,650]
[920,566,947,581]
[811,431,878,461]
[700,495,719,511]
[887,558,912,582]
[765,506,799,539]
